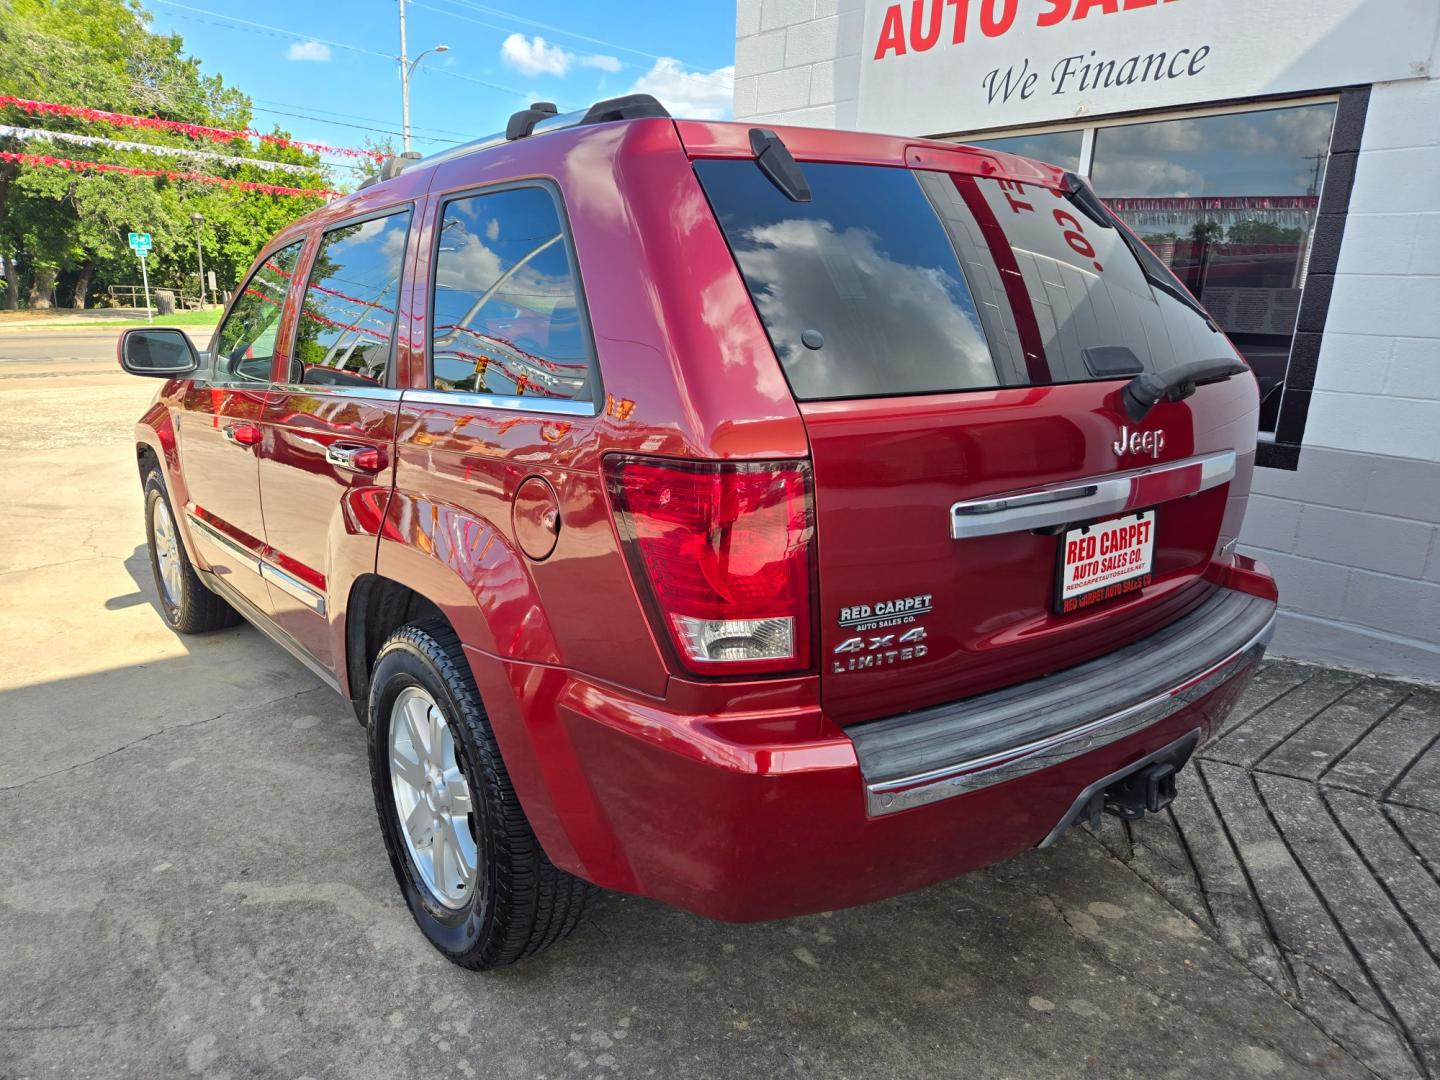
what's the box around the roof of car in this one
[271,93,1069,252]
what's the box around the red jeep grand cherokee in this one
[119,94,1277,969]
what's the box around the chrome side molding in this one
[187,513,327,615]
[400,389,597,417]
[187,513,262,575]
[260,563,327,615]
[949,450,1237,539]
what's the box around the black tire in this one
[367,618,596,969]
[142,469,240,634]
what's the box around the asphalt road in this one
[0,328,1372,1080]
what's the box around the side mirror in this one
[118,327,201,378]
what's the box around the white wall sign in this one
[855,0,1438,135]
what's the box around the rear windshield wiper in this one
[1121,358,1249,421]
[750,128,811,203]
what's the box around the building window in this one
[1090,102,1338,434]
[963,130,1084,172]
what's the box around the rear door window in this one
[430,184,594,403]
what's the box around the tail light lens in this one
[604,455,814,676]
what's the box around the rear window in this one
[697,159,1220,401]
[694,160,996,401]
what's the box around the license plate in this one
[1057,510,1156,614]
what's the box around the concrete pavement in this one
[0,328,1401,1079]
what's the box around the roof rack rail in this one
[357,94,673,188]
[503,92,669,143]
[357,150,422,190]
[578,93,670,126]
[506,101,558,140]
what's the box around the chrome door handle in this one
[949,451,1235,539]
[222,423,262,447]
[325,443,386,473]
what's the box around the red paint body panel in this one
[258,388,400,671]
[466,630,1257,921]
[801,375,1259,723]
[129,113,1278,923]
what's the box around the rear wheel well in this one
[137,444,160,483]
[346,575,447,720]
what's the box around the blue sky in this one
[142,0,737,175]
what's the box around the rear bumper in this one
[472,582,1276,923]
[852,586,1276,815]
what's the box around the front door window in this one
[213,241,304,386]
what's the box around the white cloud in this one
[627,58,734,120]
[500,33,571,77]
[500,32,621,78]
[287,40,332,62]
[581,54,622,73]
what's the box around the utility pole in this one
[191,213,207,309]
[398,0,411,154]
[397,0,447,154]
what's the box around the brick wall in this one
[1242,75,1440,681]
[733,0,864,128]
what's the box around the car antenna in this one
[749,128,811,203]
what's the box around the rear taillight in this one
[604,455,814,676]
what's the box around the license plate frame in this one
[1054,509,1157,615]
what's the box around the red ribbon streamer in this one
[0,150,339,198]
[0,95,387,161]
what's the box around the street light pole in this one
[398,0,411,154]
[397,1,447,154]
[191,212,207,309]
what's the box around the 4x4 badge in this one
[831,625,929,673]
[833,625,928,655]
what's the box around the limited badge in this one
[831,625,930,674]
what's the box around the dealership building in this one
[733,0,1440,680]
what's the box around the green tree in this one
[1226,220,1304,245]
[0,0,331,309]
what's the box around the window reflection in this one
[431,186,592,401]
[1092,103,1338,431]
[962,129,1084,172]
[292,211,411,388]
[696,160,996,401]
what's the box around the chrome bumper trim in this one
[863,608,1275,816]
[949,450,1236,539]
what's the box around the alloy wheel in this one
[388,686,478,909]
[151,497,183,607]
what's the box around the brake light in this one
[604,456,814,676]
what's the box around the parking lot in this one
[0,327,1434,1079]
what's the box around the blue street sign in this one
[128,232,152,253]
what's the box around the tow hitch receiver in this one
[1038,731,1199,848]
[1101,762,1177,821]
